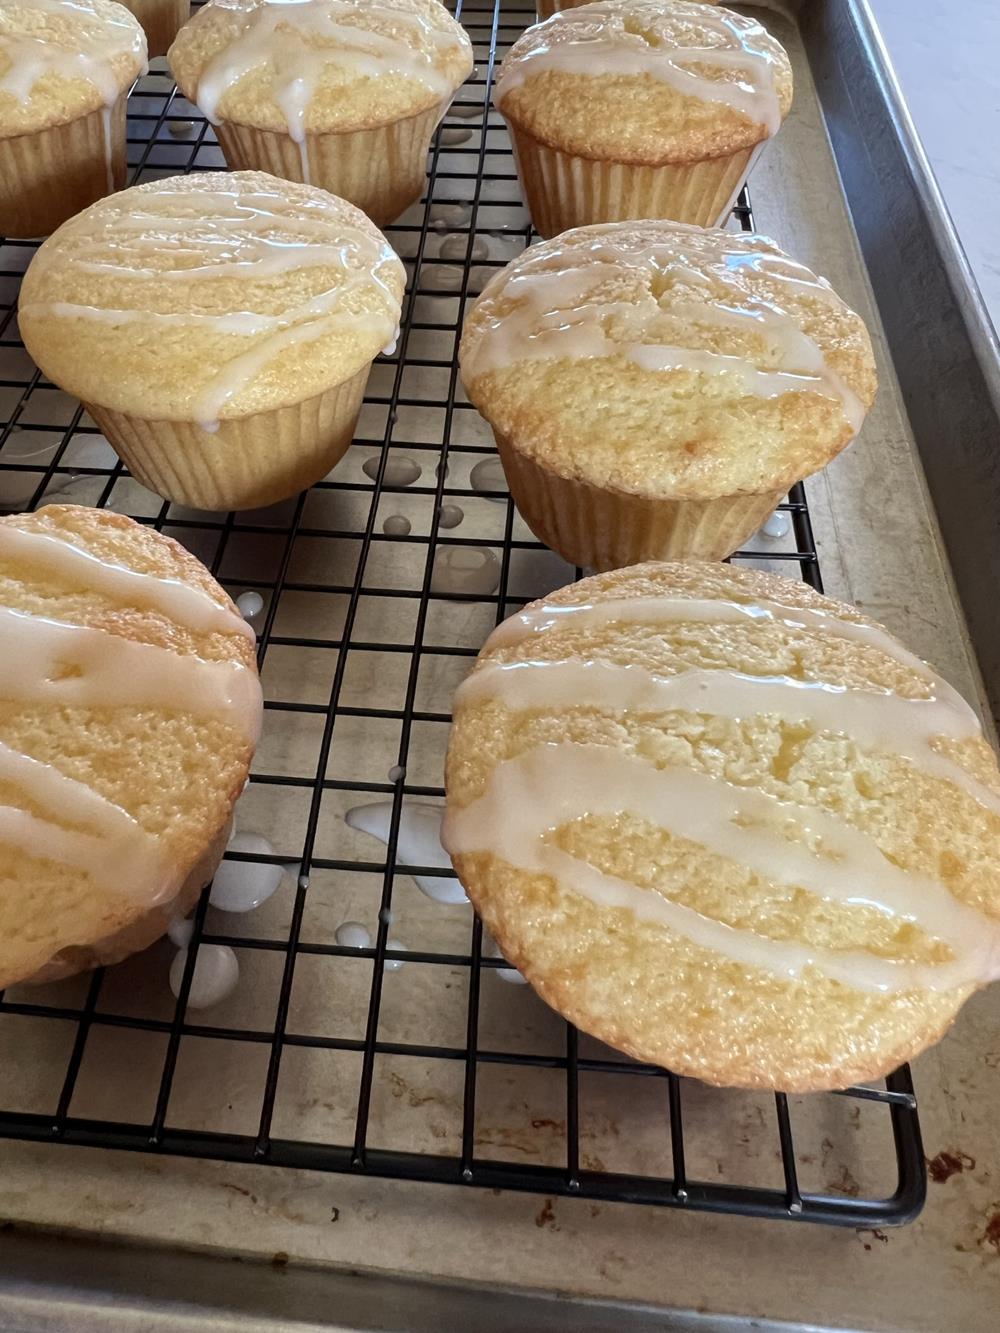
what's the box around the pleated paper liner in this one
[213,101,449,228]
[87,366,371,512]
[495,430,783,569]
[0,95,128,239]
[507,124,758,236]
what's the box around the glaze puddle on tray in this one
[437,503,464,530]
[469,457,507,500]
[345,801,467,904]
[335,917,406,969]
[169,944,240,1009]
[439,127,473,145]
[760,509,792,539]
[439,234,489,263]
[210,831,284,912]
[429,264,465,292]
[431,545,500,596]
[363,455,422,487]
[166,828,284,1008]
[236,589,264,622]
[382,514,412,537]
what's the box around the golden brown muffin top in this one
[168,0,474,136]
[18,170,405,424]
[444,562,1000,1090]
[0,0,146,138]
[495,0,792,166]
[460,220,877,501]
[0,504,261,989]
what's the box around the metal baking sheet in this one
[1,1,999,1329]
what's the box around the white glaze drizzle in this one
[485,593,972,716]
[494,1,783,135]
[458,656,998,817]
[0,520,263,919]
[0,604,261,742]
[443,744,1000,993]
[0,0,147,191]
[463,230,865,434]
[0,738,171,898]
[192,0,464,151]
[18,184,402,430]
[0,524,255,642]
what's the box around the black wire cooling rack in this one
[0,0,926,1227]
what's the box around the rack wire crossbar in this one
[0,0,926,1228]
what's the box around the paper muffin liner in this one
[0,95,128,238]
[131,0,190,58]
[213,101,448,227]
[494,430,784,568]
[506,124,758,236]
[87,366,371,512]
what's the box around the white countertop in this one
[868,0,1000,333]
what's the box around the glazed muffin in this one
[496,0,792,235]
[18,171,405,512]
[443,562,1000,1092]
[168,0,474,226]
[0,0,147,238]
[0,504,262,989]
[121,0,189,59]
[459,220,877,569]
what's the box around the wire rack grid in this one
[0,0,925,1228]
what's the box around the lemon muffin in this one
[443,562,1000,1092]
[460,220,877,569]
[0,504,262,989]
[168,0,474,226]
[0,0,147,238]
[18,170,406,512]
[496,0,792,235]
[121,0,189,58]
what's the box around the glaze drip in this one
[0,0,147,188]
[191,0,465,148]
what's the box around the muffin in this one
[168,0,474,226]
[0,503,262,989]
[443,561,1000,1092]
[0,0,147,238]
[496,0,792,235]
[459,220,877,569]
[121,0,189,59]
[18,171,406,512]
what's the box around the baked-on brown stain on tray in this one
[982,1212,1000,1256]
[925,1150,976,1183]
